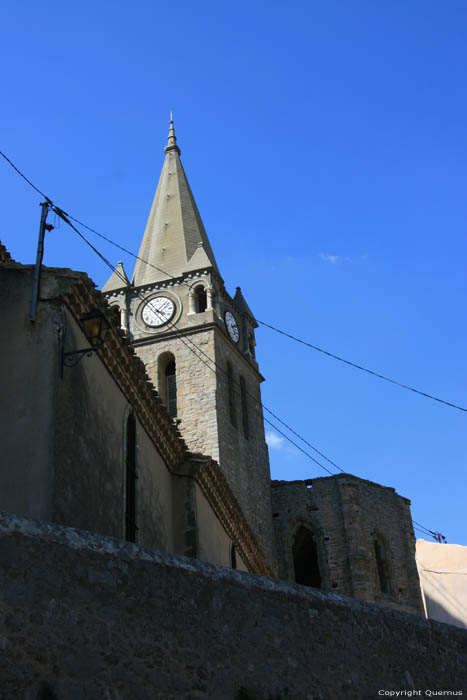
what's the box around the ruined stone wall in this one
[272,474,424,615]
[0,512,466,700]
[272,479,348,591]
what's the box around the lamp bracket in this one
[62,347,97,372]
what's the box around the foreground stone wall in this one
[1,512,466,700]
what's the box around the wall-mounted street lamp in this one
[61,309,111,375]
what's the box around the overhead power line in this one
[0,151,51,201]
[257,320,467,414]
[1,149,447,540]
[52,208,338,478]
[0,149,342,475]
[54,216,445,536]
[2,149,465,415]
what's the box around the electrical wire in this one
[53,209,338,477]
[49,215,451,539]
[2,148,465,415]
[0,149,450,533]
[257,319,467,414]
[413,519,445,542]
[413,519,433,536]
[414,526,444,542]
[0,150,52,202]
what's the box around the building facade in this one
[102,119,276,572]
[272,475,424,615]
[0,121,424,615]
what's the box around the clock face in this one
[225,311,239,343]
[142,297,175,327]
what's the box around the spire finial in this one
[165,113,181,155]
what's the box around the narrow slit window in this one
[240,376,249,439]
[125,413,138,543]
[230,542,237,569]
[227,362,237,428]
[374,539,390,594]
[165,361,177,418]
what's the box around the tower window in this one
[158,353,177,419]
[165,361,177,418]
[248,333,256,358]
[230,542,237,569]
[227,362,237,428]
[125,413,138,543]
[194,285,207,313]
[240,376,249,439]
[374,539,390,594]
[293,526,321,588]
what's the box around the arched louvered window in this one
[240,376,249,439]
[125,413,138,543]
[165,361,177,418]
[374,539,390,594]
[194,285,207,313]
[293,526,321,588]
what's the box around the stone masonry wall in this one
[0,512,466,700]
[135,327,219,461]
[272,475,424,615]
[214,331,277,574]
[125,273,277,574]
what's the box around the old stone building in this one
[4,123,464,698]
[100,119,423,614]
[0,120,424,617]
[0,249,270,577]
[102,118,276,572]
[272,475,424,615]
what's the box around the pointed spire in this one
[233,286,257,323]
[132,120,219,286]
[102,261,130,292]
[165,113,181,155]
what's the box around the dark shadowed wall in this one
[0,512,465,700]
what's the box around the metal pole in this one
[29,201,50,322]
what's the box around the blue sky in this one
[1,1,466,545]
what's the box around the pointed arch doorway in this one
[293,526,322,588]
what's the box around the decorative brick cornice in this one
[63,271,271,577]
[191,455,273,578]
[63,273,188,471]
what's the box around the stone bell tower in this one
[103,118,276,571]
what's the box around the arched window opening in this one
[227,362,237,428]
[293,526,321,588]
[374,539,390,594]
[240,376,249,439]
[230,542,237,569]
[125,413,138,543]
[194,285,207,313]
[165,361,177,418]
[158,353,177,419]
[248,333,256,358]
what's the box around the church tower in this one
[103,119,276,571]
